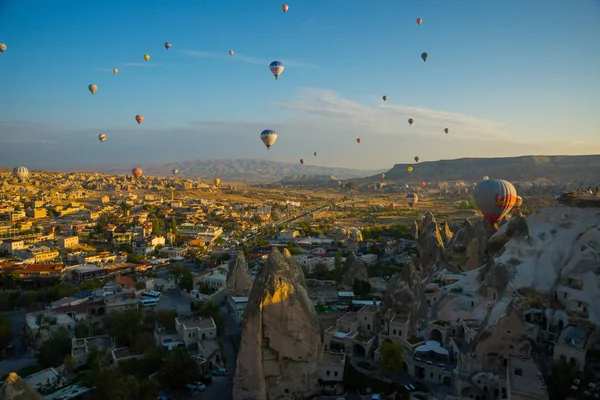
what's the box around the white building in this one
[175,316,217,346]
[201,273,227,290]
[229,296,249,324]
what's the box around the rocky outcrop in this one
[329,227,363,253]
[380,263,429,337]
[233,248,323,400]
[418,212,446,275]
[410,220,419,239]
[441,222,454,246]
[447,219,487,271]
[0,372,43,400]
[227,253,253,296]
[339,252,369,289]
[282,248,308,289]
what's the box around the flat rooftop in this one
[321,352,346,364]
[176,316,216,330]
[339,312,358,324]
[557,325,592,349]
[507,357,549,399]
[358,305,378,313]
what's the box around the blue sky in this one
[1,0,599,171]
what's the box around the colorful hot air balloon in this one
[408,118,414,126]
[88,84,98,95]
[0,43,6,53]
[135,115,144,124]
[282,4,289,12]
[356,138,362,144]
[300,159,305,165]
[473,179,517,226]
[514,196,523,208]
[144,54,150,62]
[414,156,420,163]
[314,152,318,156]
[12,166,29,182]
[421,52,428,62]
[380,173,386,180]
[444,128,449,134]
[260,130,278,150]
[173,169,179,176]
[214,178,221,187]
[165,42,172,50]
[113,68,118,74]
[459,200,470,209]
[229,50,234,56]
[419,181,426,187]
[389,203,396,210]
[416,18,423,25]
[483,176,489,181]
[132,168,143,179]
[407,166,413,173]
[270,61,284,79]
[98,134,106,143]
[406,193,419,207]
[382,95,388,102]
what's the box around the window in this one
[334,371,338,377]
[514,368,523,377]
[367,324,371,330]
[393,329,397,335]
[578,301,582,307]
[326,371,330,376]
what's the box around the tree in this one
[380,341,404,373]
[551,358,583,399]
[352,280,372,299]
[158,348,201,393]
[171,217,178,235]
[36,330,72,368]
[0,315,13,350]
[107,309,142,347]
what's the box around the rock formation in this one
[227,252,253,296]
[380,263,429,337]
[418,212,447,275]
[446,219,487,271]
[339,252,369,289]
[329,227,363,253]
[233,248,323,400]
[410,220,419,239]
[0,372,43,400]
[282,248,308,289]
[441,222,454,246]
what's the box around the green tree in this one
[380,341,404,373]
[107,309,142,347]
[157,348,201,394]
[352,280,372,299]
[127,253,145,263]
[171,217,178,235]
[36,330,72,368]
[550,358,583,399]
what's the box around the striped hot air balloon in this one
[473,179,517,225]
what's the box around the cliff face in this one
[233,248,323,400]
[381,263,429,336]
[227,252,253,296]
[0,373,43,400]
[339,252,369,289]
[446,219,487,271]
[418,212,446,275]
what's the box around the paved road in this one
[0,310,37,377]
[155,288,193,316]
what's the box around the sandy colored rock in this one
[0,372,43,400]
[227,252,253,296]
[339,252,369,289]
[233,248,323,400]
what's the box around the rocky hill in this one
[77,159,382,183]
[361,155,600,182]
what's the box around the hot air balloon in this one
[419,181,426,187]
[98,134,106,143]
[135,115,144,124]
[470,197,479,211]
[459,200,470,209]
[132,168,143,179]
[282,4,289,12]
[88,84,98,95]
[356,138,362,144]
[165,42,172,50]
[408,118,414,126]
[113,68,118,74]
[173,169,179,176]
[229,50,234,56]
[380,173,386,180]
[414,156,420,163]
[300,159,305,165]
[421,52,428,62]
[214,178,221,187]
[444,128,449,134]
[0,43,6,53]
[260,130,278,150]
[406,193,419,207]
[483,176,489,181]
[407,166,413,173]
[473,179,517,226]
[270,61,284,79]
[144,54,150,62]
[382,95,388,102]
[314,152,318,156]
[416,18,423,25]
[12,166,29,182]
[514,196,523,208]
[389,203,396,210]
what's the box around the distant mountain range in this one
[359,155,600,182]
[78,159,386,183]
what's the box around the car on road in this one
[371,395,381,400]
[211,368,227,376]
[156,395,172,400]
[193,382,207,391]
